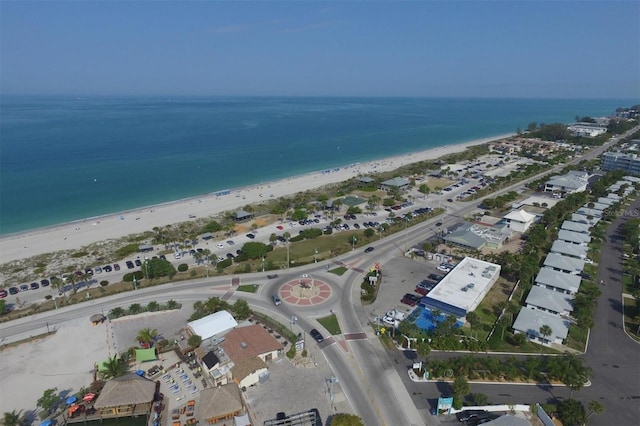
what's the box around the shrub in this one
[289,235,304,242]
[100,280,109,287]
[177,263,188,272]
[217,259,232,269]
[286,345,296,359]
[115,243,140,258]
[123,271,144,282]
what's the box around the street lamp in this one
[352,236,357,251]
[290,315,297,333]
[286,238,290,269]
[261,256,265,272]
[314,248,318,263]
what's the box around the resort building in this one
[575,207,603,219]
[571,213,600,227]
[550,240,589,260]
[543,171,589,197]
[560,220,591,234]
[93,373,157,419]
[187,310,238,345]
[512,306,571,346]
[419,257,501,318]
[543,253,585,275]
[567,123,607,138]
[535,267,582,295]
[601,152,640,175]
[503,209,537,233]
[196,384,245,424]
[596,197,616,206]
[525,285,575,317]
[443,222,511,250]
[557,229,591,246]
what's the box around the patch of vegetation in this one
[237,284,258,293]
[317,314,342,335]
[329,266,348,275]
[115,243,140,258]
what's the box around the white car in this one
[173,252,181,260]
[216,243,224,249]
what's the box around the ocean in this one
[0,96,631,235]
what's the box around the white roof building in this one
[187,310,238,342]
[567,123,607,137]
[560,220,591,234]
[512,306,571,345]
[503,209,537,233]
[557,229,591,245]
[535,267,582,295]
[596,197,616,206]
[571,213,600,226]
[420,257,501,318]
[543,253,585,275]
[525,285,575,317]
[575,207,603,218]
[543,171,589,196]
[550,240,589,259]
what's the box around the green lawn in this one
[236,284,258,293]
[566,324,589,352]
[623,296,640,342]
[328,266,348,276]
[317,314,342,335]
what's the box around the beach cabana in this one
[233,209,253,222]
[94,373,156,419]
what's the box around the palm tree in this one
[539,324,553,348]
[50,276,64,298]
[136,328,158,346]
[2,410,25,426]
[466,311,480,340]
[66,273,78,295]
[100,355,129,380]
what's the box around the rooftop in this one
[535,267,582,293]
[220,324,283,363]
[557,229,591,245]
[550,240,588,259]
[543,253,585,273]
[513,306,570,341]
[525,285,575,314]
[560,220,591,234]
[187,310,238,341]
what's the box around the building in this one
[601,152,640,175]
[503,209,537,233]
[187,310,238,344]
[512,306,571,346]
[550,240,589,260]
[560,220,591,234]
[220,324,284,388]
[535,267,582,295]
[443,222,511,250]
[525,285,575,317]
[543,253,585,275]
[93,373,157,419]
[233,209,254,222]
[567,123,607,137]
[197,384,245,424]
[379,177,410,191]
[575,207,603,219]
[596,197,616,206]
[543,171,589,197]
[420,257,501,318]
[571,213,600,227]
[557,229,591,246]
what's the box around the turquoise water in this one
[410,306,463,331]
[0,96,631,234]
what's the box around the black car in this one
[364,247,375,253]
[30,282,40,290]
[159,255,167,260]
[9,287,19,295]
[456,410,489,423]
[267,274,279,279]
[85,268,94,276]
[126,261,135,269]
[103,265,113,273]
[113,263,121,271]
[135,259,142,267]
[246,233,255,239]
[40,279,50,287]
[435,222,442,226]
[310,329,324,343]
[226,253,235,259]
[428,273,444,282]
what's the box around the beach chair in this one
[171,387,180,394]
[184,379,192,386]
[162,373,171,380]
[180,373,188,380]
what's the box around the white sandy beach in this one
[0,134,511,264]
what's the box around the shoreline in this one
[0,133,512,264]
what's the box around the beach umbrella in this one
[40,419,53,426]
[83,393,96,402]
[65,396,78,405]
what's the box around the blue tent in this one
[65,396,77,405]
[40,420,53,426]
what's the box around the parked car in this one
[246,233,255,239]
[401,293,420,306]
[428,273,444,282]
[310,329,324,343]
[126,261,135,269]
[85,268,94,276]
[271,294,282,306]
[456,409,489,423]
[94,266,103,274]
[0,289,7,298]
[226,240,235,245]
[40,279,50,287]
[20,284,29,292]
[113,263,121,271]
[9,287,19,295]
[30,282,40,290]
[103,265,113,273]
[216,243,225,249]
[135,259,142,267]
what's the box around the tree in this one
[557,398,586,426]
[470,392,489,406]
[187,334,202,348]
[166,299,179,310]
[51,276,64,298]
[497,316,510,341]
[144,258,177,279]
[241,241,271,259]
[2,410,25,426]
[330,413,364,426]
[36,388,60,416]
[539,324,553,348]
[466,311,480,340]
[136,328,158,346]
[100,354,129,380]
[232,299,252,320]
[0,300,7,315]
[452,375,469,409]
[418,184,431,195]
[416,339,431,364]
[587,400,605,420]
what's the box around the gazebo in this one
[197,384,244,424]
[93,373,156,419]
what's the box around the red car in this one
[415,286,429,296]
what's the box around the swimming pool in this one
[410,306,463,331]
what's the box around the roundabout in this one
[278,274,332,306]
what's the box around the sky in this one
[1,1,639,99]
